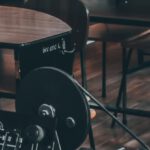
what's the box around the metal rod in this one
[73,79,150,150]
[89,101,150,118]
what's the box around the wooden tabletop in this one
[81,0,150,27]
[0,5,71,47]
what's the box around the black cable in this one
[73,79,150,150]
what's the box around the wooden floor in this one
[73,42,150,150]
[0,41,149,150]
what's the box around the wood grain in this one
[0,6,71,45]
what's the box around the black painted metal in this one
[19,33,74,78]
[90,16,150,27]
[77,80,149,150]
[89,101,150,118]
[102,42,106,98]
[88,120,96,150]
[16,67,90,150]
[0,110,57,149]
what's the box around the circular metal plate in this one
[16,67,90,150]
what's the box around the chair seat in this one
[88,23,148,42]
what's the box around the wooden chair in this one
[111,29,150,126]
[88,23,148,98]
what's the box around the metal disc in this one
[16,67,90,150]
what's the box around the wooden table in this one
[0,5,74,78]
[81,0,150,26]
[0,6,71,47]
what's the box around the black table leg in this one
[112,47,133,127]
